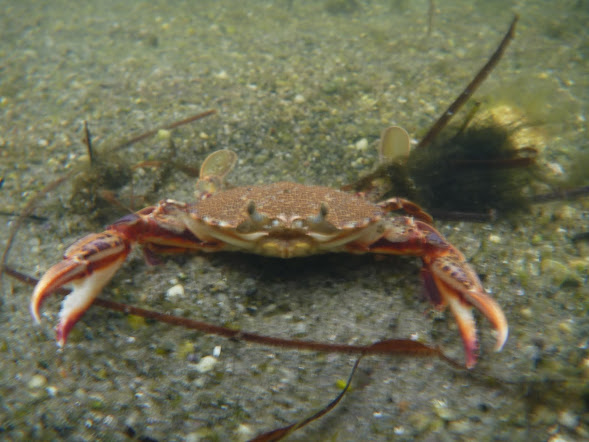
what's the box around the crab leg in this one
[359,217,508,368]
[30,202,218,346]
[31,231,131,346]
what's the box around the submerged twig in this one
[113,109,217,151]
[0,110,217,283]
[0,172,75,284]
[530,185,589,203]
[0,211,48,222]
[430,208,497,223]
[251,356,364,441]
[4,265,461,367]
[417,15,518,149]
[427,0,435,38]
[83,120,93,165]
[450,146,538,168]
[4,264,463,440]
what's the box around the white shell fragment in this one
[194,355,218,373]
[166,284,185,299]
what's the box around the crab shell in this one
[182,182,388,258]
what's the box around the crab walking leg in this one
[361,217,508,368]
[31,230,131,346]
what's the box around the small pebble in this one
[558,410,578,430]
[194,355,217,373]
[545,161,564,176]
[28,374,47,389]
[166,284,185,299]
[558,320,574,334]
[488,234,502,244]
[448,418,472,434]
[293,94,305,104]
[547,435,571,442]
[235,423,254,441]
[156,129,171,140]
[581,357,589,378]
[293,322,308,336]
[355,138,369,150]
[542,259,580,286]
[432,399,456,420]
[408,412,431,433]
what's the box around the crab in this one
[31,149,507,368]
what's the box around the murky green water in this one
[1,1,587,440]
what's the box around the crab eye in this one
[292,219,304,229]
[305,203,338,234]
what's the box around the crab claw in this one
[422,253,508,368]
[31,230,131,346]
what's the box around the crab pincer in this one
[30,230,132,346]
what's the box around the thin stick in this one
[83,120,93,165]
[0,110,217,282]
[0,172,75,284]
[427,0,435,38]
[430,208,496,223]
[250,356,364,441]
[531,185,589,203]
[113,109,217,151]
[4,265,462,368]
[416,15,519,149]
[0,211,48,222]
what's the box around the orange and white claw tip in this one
[444,294,478,369]
[58,260,127,345]
[30,258,89,325]
[460,288,508,353]
[430,256,508,363]
[31,278,55,325]
[31,254,127,346]
[55,313,83,348]
[30,293,42,325]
